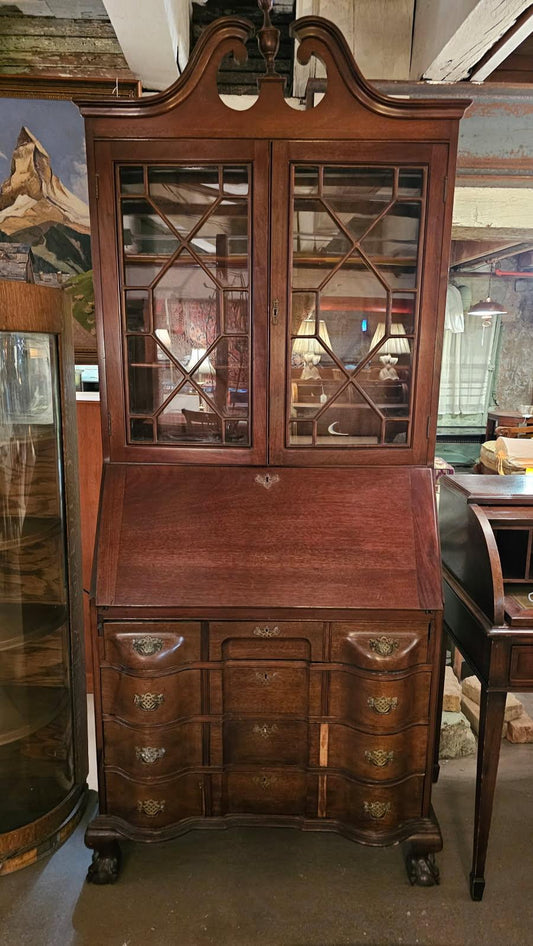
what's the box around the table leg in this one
[470,687,507,901]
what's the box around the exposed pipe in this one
[494,269,533,278]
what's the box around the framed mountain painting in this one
[0,97,96,360]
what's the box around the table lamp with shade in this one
[370,323,410,380]
[189,347,215,408]
[293,315,332,380]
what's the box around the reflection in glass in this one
[127,335,182,415]
[125,290,150,332]
[191,199,248,261]
[119,165,144,194]
[0,332,74,831]
[209,337,249,417]
[224,291,249,334]
[153,251,218,367]
[323,166,394,242]
[122,198,179,256]
[289,163,423,447]
[148,166,219,238]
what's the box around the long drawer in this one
[328,669,431,731]
[105,771,205,827]
[103,718,203,776]
[101,667,202,725]
[103,622,201,672]
[326,773,425,831]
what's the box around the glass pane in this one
[127,335,183,415]
[224,291,249,334]
[225,418,249,444]
[398,168,423,198]
[208,337,249,417]
[190,200,248,277]
[124,263,162,287]
[289,384,383,446]
[293,199,352,289]
[125,290,150,332]
[119,165,144,194]
[223,166,249,196]
[391,293,416,336]
[385,420,408,444]
[159,391,223,444]
[130,418,154,442]
[357,348,412,419]
[322,166,394,242]
[294,166,319,195]
[122,198,180,256]
[148,166,219,238]
[153,251,219,367]
[0,332,73,831]
[316,256,388,371]
[361,201,421,289]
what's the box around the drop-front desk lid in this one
[95,465,442,612]
[443,473,533,506]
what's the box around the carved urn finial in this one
[257,0,280,75]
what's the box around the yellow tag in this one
[525,468,533,475]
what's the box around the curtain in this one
[438,314,500,427]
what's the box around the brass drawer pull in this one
[367,696,398,715]
[253,625,280,638]
[365,749,395,768]
[253,723,279,739]
[137,799,166,817]
[363,800,391,820]
[253,775,278,790]
[132,635,163,657]
[369,636,399,658]
[135,746,166,765]
[133,692,164,712]
[255,671,279,686]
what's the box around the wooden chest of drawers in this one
[90,612,439,862]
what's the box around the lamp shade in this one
[292,316,331,354]
[370,322,410,355]
[189,348,214,378]
[467,297,506,318]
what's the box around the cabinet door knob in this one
[133,692,164,711]
[367,696,398,715]
[255,671,279,686]
[363,800,391,820]
[132,635,163,656]
[135,746,166,765]
[136,799,166,817]
[365,749,395,767]
[369,636,399,657]
[253,625,280,638]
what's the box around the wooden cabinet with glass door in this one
[78,4,468,886]
[0,281,87,875]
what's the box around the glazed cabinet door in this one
[269,140,450,466]
[92,139,269,464]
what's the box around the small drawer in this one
[325,722,428,782]
[103,719,203,776]
[105,771,204,827]
[223,719,308,765]
[223,665,308,715]
[328,669,431,732]
[331,617,430,671]
[509,646,533,686]
[103,622,201,672]
[326,773,424,832]
[223,769,307,816]
[101,667,202,725]
[209,622,324,660]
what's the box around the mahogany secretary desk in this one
[78,4,468,885]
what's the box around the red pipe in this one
[494,268,533,277]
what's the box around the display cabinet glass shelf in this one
[0,281,87,875]
[78,5,468,886]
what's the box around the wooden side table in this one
[485,410,528,441]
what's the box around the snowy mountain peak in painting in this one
[0,126,90,235]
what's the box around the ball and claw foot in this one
[87,846,121,884]
[470,873,485,901]
[406,852,440,887]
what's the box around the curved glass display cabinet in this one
[0,281,87,875]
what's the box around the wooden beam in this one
[470,8,533,82]
[411,0,532,82]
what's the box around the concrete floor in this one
[1,708,533,945]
